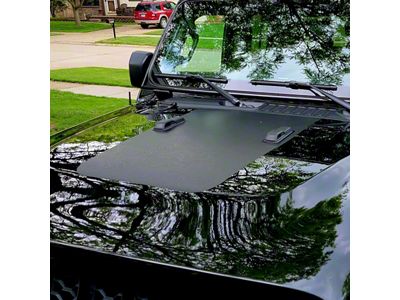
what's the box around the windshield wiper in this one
[186,74,243,107]
[154,73,243,107]
[251,80,350,111]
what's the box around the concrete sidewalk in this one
[50,26,149,98]
[51,81,139,99]
[51,24,157,69]
[51,42,155,69]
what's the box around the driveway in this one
[51,24,156,70]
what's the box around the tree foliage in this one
[50,0,67,18]
[66,0,86,25]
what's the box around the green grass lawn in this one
[176,49,222,73]
[97,22,224,47]
[50,90,130,134]
[97,36,222,49]
[197,38,223,50]
[50,67,131,87]
[197,23,225,38]
[50,21,117,33]
[97,36,160,46]
[142,23,224,37]
[68,113,153,143]
[144,29,164,36]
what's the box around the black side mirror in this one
[129,51,154,88]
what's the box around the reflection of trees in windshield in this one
[51,141,345,284]
[156,0,349,85]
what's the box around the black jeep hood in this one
[51,116,349,300]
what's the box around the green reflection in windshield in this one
[177,18,224,73]
[156,0,350,86]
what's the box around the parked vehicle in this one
[133,1,176,29]
[51,0,350,299]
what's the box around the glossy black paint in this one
[51,120,349,300]
[51,242,320,300]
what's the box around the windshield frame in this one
[143,0,350,103]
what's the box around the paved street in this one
[50,24,156,98]
[51,43,155,69]
[51,24,156,70]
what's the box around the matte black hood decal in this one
[78,110,316,192]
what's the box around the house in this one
[55,0,106,18]
[55,0,177,19]
[100,0,178,16]
[118,0,177,9]
[54,0,134,18]
[118,0,143,10]
[103,0,144,15]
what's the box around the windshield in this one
[153,0,350,90]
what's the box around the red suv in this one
[134,1,176,29]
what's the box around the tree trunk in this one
[73,7,81,26]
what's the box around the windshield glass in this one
[153,0,350,89]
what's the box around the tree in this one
[50,0,67,18]
[66,0,86,26]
